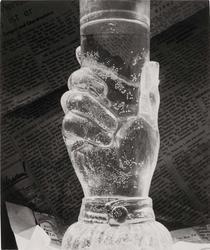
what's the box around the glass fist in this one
[61,47,160,197]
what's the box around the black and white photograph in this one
[1,0,209,249]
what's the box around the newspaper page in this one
[1,1,79,114]
[171,224,210,242]
[149,7,209,229]
[1,0,209,231]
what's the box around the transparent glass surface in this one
[80,0,150,116]
[62,0,157,197]
[61,0,172,249]
[62,221,172,250]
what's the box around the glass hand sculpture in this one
[61,47,172,250]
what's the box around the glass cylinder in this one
[79,0,150,119]
[80,0,150,83]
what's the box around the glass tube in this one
[80,0,150,87]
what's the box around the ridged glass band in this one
[80,0,150,24]
[79,197,155,225]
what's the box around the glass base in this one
[62,220,172,250]
[62,197,173,250]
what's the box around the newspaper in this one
[171,225,210,250]
[171,225,210,242]
[1,0,209,234]
[1,1,79,114]
[149,6,209,228]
